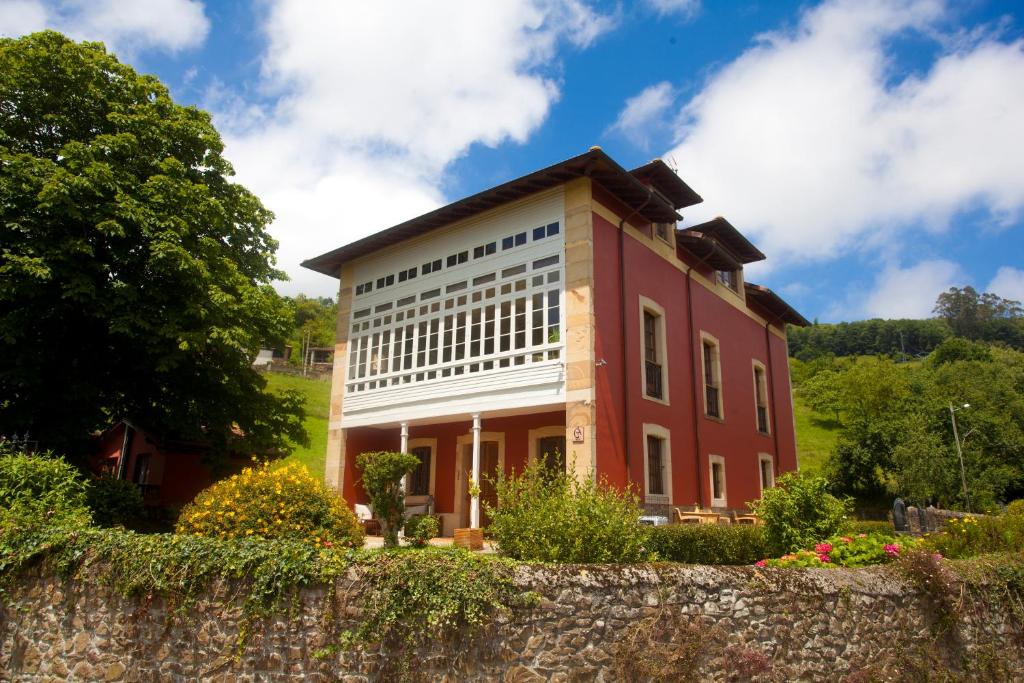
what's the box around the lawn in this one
[793,393,841,474]
[265,372,332,477]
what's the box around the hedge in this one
[649,524,768,565]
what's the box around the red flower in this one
[815,542,833,554]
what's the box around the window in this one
[654,223,671,243]
[537,435,566,473]
[408,446,431,496]
[407,439,436,497]
[759,454,774,493]
[709,454,726,506]
[701,335,722,418]
[642,424,672,504]
[753,362,770,434]
[647,436,664,495]
[639,297,668,403]
[717,269,739,292]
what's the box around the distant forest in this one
[787,286,1024,360]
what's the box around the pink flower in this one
[324,540,333,549]
[817,554,831,563]
[933,552,943,561]
[755,560,766,567]
[857,533,867,538]
[815,542,833,554]
[841,536,853,544]
[883,543,900,557]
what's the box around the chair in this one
[732,510,760,525]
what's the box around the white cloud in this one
[663,0,1024,269]
[0,0,210,53]
[644,0,701,20]
[608,81,675,149]
[987,266,1024,303]
[0,1,47,36]
[863,259,962,319]
[218,0,615,296]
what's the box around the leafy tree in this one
[799,368,843,423]
[284,294,336,366]
[356,450,421,548]
[929,337,992,366]
[934,285,1023,340]
[0,32,305,456]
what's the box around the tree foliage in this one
[356,450,421,548]
[0,32,305,456]
[934,285,1023,340]
[797,346,1024,511]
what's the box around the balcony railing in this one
[705,385,720,418]
[645,361,663,399]
[757,405,769,433]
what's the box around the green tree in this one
[356,450,421,548]
[0,32,305,456]
[799,368,843,423]
[934,285,1023,340]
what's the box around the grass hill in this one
[265,372,331,476]
[793,394,840,474]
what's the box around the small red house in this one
[303,148,808,534]
[92,421,252,508]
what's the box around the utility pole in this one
[949,402,971,513]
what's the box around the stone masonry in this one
[2,563,1022,682]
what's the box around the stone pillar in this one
[563,177,597,482]
[325,264,354,493]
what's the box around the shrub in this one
[649,524,768,565]
[842,520,896,538]
[0,448,90,524]
[921,514,1024,559]
[355,450,421,548]
[175,461,363,549]
[486,457,650,563]
[405,514,439,548]
[750,471,850,555]
[86,476,144,528]
[1005,499,1024,517]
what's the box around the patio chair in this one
[732,510,760,525]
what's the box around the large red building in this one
[304,148,807,534]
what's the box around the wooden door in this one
[463,441,500,527]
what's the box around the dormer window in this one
[717,269,739,292]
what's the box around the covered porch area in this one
[339,406,567,536]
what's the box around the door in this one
[462,441,500,527]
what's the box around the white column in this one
[399,421,409,491]
[470,413,481,529]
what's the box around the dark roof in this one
[685,217,765,264]
[302,148,703,277]
[628,159,703,211]
[744,283,810,327]
[675,230,743,271]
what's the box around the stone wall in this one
[2,563,1021,682]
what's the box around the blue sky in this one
[3,0,1023,322]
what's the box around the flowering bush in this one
[756,533,919,568]
[0,448,91,525]
[175,461,363,549]
[922,513,1024,559]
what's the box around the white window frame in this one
[758,453,775,495]
[752,360,770,435]
[638,296,669,405]
[642,423,672,505]
[528,425,568,473]
[406,437,437,503]
[708,454,727,507]
[699,331,724,420]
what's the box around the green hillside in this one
[265,372,331,476]
[793,394,840,474]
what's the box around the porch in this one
[341,406,568,536]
